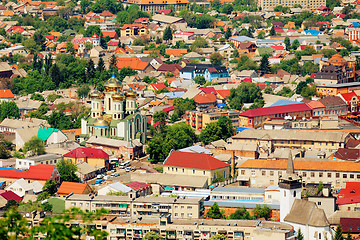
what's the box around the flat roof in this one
[212,187,265,194]
[24,153,62,162]
[318,82,360,88]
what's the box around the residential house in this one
[5,178,43,197]
[98,182,133,195]
[86,136,143,160]
[218,44,235,59]
[63,147,109,170]
[316,82,360,96]
[0,89,14,102]
[122,1,188,13]
[337,182,360,211]
[173,31,195,41]
[120,24,149,37]
[0,63,13,79]
[163,150,230,184]
[151,14,185,25]
[71,33,100,48]
[116,57,155,73]
[89,46,105,58]
[165,49,187,58]
[57,181,92,197]
[193,93,217,110]
[179,64,229,82]
[314,64,347,85]
[76,162,99,181]
[338,92,360,113]
[156,63,182,76]
[37,126,68,145]
[318,95,347,116]
[126,181,152,196]
[16,154,62,170]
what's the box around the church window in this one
[108,98,111,111]
[293,191,296,197]
[101,129,103,136]
[284,191,286,197]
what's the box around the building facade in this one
[258,0,325,11]
[81,74,147,143]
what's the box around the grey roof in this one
[320,82,360,88]
[232,128,350,143]
[1,118,49,129]
[152,14,183,24]
[212,187,265,194]
[77,162,97,175]
[100,182,132,193]
[265,185,280,191]
[284,199,330,227]
[179,144,212,155]
[86,136,142,148]
[229,36,256,42]
[204,200,280,209]
[24,153,62,162]
[0,62,12,72]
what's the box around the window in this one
[293,191,296,197]
[319,172,323,178]
[187,206,192,210]
[343,174,347,178]
[182,168,184,173]
[311,172,315,177]
[251,170,255,176]
[187,213,192,217]
[350,174,355,179]
[71,202,76,206]
[328,173,331,178]
[318,202,322,206]
[241,170,245,175]
[302,172,307,177]
[192,170,195,174]
[336,173,340,178]
[270,171,274,176]
[262,171,266,176]
[203,171,205,175]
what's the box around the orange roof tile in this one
[165,48,187,57]
[57,181,91,195]
[115,57,149,71]
[2,11,14,16]
[240,159,360,172]
[61,128,82,135]
[0,89,14,99]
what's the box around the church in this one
[81,74,147,143]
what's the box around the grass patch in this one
[48,197,65,213]
[153,166,163,173]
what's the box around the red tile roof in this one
[126,181,150,191]
[337,195,360,205]
[134,17,150,23]
[216,89,231,99]
[340,92,360,103]
[340,218,360,233]
[57,181,91,195]
[194,93,217,104]
[101,31,117,38]
[120,24,147,30]
[339,182,360,198]
[0,165,56,181]
[271,45,285,51]
[200,87,216,94]
[116,57,150,71]
[63,147,109,159]
[240,103,311,118]
[163,106,174,112]
[0,190,22,201]
[334,148,360,161]
[164,150,230,170]
[150,82,166,91]
[0,89,14,99]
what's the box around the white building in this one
[98,182,133,196]
[5,178,43,197]
[16,153,62,170]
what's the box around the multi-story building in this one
[106,215,294,240]
[84,21,116,31]
[239,103,312,128]
[230,128,352,151]
[121,0,188,13]
[163,150,230,185]
[65,194,204,219]
[258,0,325,11]
[120,24,149,37]
[314,64,347,86]
[185,108,240,131]
[71,33,100,48]
[15,153,62,170]
[238,158,360,189]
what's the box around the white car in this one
[125,167,131,172]
[97,174,103,179]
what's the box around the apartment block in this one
[65,194,204,219]
[185,108,240,131]
[258,0,325,11]
[238,158,360,189]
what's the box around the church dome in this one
[125,89,137,98]
[112,91,125,100]
[104,73,122,90]
[93,117,109,127]
[90,89,103,99]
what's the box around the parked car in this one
[97,174,103,179]
[125,167,131,172]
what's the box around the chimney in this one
[231,151,236,177]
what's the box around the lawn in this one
[48,197,65,213]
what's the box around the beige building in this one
[238,158,360,189]
[106,215,294,240]
[163,150,231,185]
[230,129,352,152]
[258,0,325,11]
[65,194,204,219]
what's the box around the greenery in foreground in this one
[207,203,271,220]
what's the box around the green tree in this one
[225,28,232,40]
[48,111,74,130]
[57,159,80,182]
[3,199,18,211]
[84,25,101,37]
[229,207,252,219]
[37,179,57,200]
[257,31,265,39]
[209,234,229,240]
[259,55,271,75]
[23,38,39,54]
[206,202,224,219]
[97,57,105,72]
[77,85,90,99]
[191,37,209,51]
[143,231,164,240]
[253,205,271,220]
[217,116,234,139]
[292,39,300,50]
[264,86,273,94]
[66,41,75,55]
[31,93,45,101]
[172,98,196,119]
[23,136,45,156]
[0,206,28,239]
[50,63,61,87]
[210,52,223,65]
[0,101,20,121]
[284,37,291,51]
[109,55,117,70]
[334,225,344,240]
[0,134,12,159]
[200,123,222,145]
[194,76,206,85]
[163,26,173,42]
[346,230,353,240]
[296,81,307,94]
[296,229,304,240]
[277,86,294,97]
[153,111,166,125]
[228,83,263,110]
[270,26,275,36]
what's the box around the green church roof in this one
[37,127,60,141]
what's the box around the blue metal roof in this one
[0,167,21,171]
[236,127,249,132]
[270,99,300,107]
[303,30,323,35]
[217,103,227,108]
[353,22,360,27]
[229,36,255,42]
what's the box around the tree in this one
[191,37,209,51]
[23,136,45,156]
[334,225,344,240]
[84,42,93,53]
[38,179,57,200]
[84,25,101,37]
[23,38,39,54]
[229,207,252,220]
[253,205,271,220]
[194,76,206,85]
[172,98,196,120]
[77,85,90,99]
[66,42,75,55]
[206,202,224,219]
[209,235,228,240]
[296,81,307,94]
[57,159,80,182]
[143,231,164,240]
[48,111,74,130]
[292,39,300,50]
[0,206,28,239]
[50,63,61,87]
[97,57,105,72]
[3,199,18,211]
[264,86,273,94]
[153,111,166,125]
[346,230,353,240]
[0,101,20,121]
[200,123,222,145]
[270,26,275,36]
[109,55,117,70]
[225,28,231,40]
[218,116,235,140]
[296,229,304,240]
[0,134,11,159]
[259,55,271,75]
[163,26,173,42]
[210,52,223,65]
[284,37,291,51]
[257,31,265,39]
[228,83,263,110]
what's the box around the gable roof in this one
[63,147,109,159]
[126,181,151,191]
[319,95,346,107]
[57,181,91,195]
[150,82,166,91]
[284,199,330,227]
[194,93,217,104]
[0,165,56,181]
[0,190,22,201]
[0,89,14,98]
[104,182,132,193]
[339,182,360,198]
[216,89,231,99]
[340,92,360,103]
[240,103,311,118]
[334,148,360,161]
[165,49,187,57]
[37,126,61,141]
[116,57,150,71]
[164,150,230,170]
